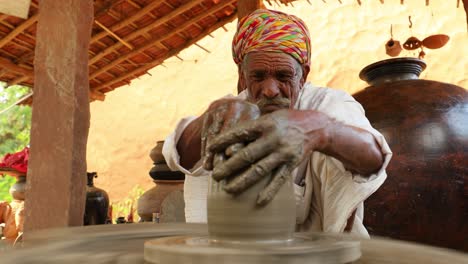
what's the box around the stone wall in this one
[86,0,467,205]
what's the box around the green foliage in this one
[0,84,32,156]
[0,83,32,202]
[0,175,15,202]
[111,185,145,223]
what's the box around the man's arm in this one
[311,112,384,177]
[177,116,203,169]
[205,109,385,204]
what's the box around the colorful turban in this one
[232,9,311,66]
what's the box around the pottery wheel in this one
[2,223,467,264]
[144,233,361,264]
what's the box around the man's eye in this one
[277,73,293,81]
[250,73,264,80]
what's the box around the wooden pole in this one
[237,0,264,20]
[24,0,93,233]
[463,0,468,32]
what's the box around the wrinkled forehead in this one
[241,52,303,72]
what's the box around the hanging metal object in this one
[386,39,402,57]
[422,34,450,49]
[418,49,426,59]
[385,25,402,57]
[403,36,422,50]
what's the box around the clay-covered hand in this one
[201,98,261,170]
[205,109,327,205]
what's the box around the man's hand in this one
[201,99,261,170]
[204,109,329,205]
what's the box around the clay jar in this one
[354,57,468,251]
[207,174,296,243]
[137,179,185,222]
[9,175,26,201]
[138,141,185,222]
[84,172,110,225]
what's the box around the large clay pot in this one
[9,175,26,201]
[84,172,110,225]
[137,180,185,222]
[353,58,468,251]
[138,141,185,222]
[207,174,296,243]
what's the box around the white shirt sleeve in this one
[296,86,392,235]
[162,116,208,177]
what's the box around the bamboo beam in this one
[89,1,233,79]
[92,13,237,92]
[91,0,161,44]
[0,57,33,77]
[9,75,30,86]
[89,90,105,101]
[89,0,206,65]
[95,20,134,49]
[0,13,38,49]
[94,0,125,19]
[237,0,264,20]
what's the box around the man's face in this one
[240,52,309,115]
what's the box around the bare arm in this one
[206,109,385,204]
[296,110,384,177]
[177,116,204,169]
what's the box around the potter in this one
[163,9,392,237]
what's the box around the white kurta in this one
[162,83,392,237]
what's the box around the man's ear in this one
[300,64,310,87]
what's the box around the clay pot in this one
[137,179,185,222]
[354,57,468,252]
[9,175,26,201]
[138,140,185,222]
[385,39,402,57]
[207,175,296,243]
[149,141,165,164]
[84,172,110,225]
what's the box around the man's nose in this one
[260,78,280,98]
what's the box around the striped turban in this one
[232,9,311,67]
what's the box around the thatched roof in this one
[0,0,239,101]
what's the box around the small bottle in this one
[152,212,160,223]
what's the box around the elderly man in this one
[163,9,391,236]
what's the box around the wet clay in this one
[201,99,260,170]
[207,172,296,242]
[206,110,310,205]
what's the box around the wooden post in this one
[237,0,264,20]
[23,0,93,232]
[463,0,468,32]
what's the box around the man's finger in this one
[212,134,276,181]
[202,109,225,170]
[222,152,287,194]
[207,121,263,153]
[225,143,244,157]
[200,114,212,164]
[213,153,226,168]
[256,164,293,206]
